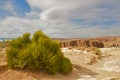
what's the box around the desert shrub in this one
[0,42,3,51]
[94,48,101,55]
[7,30,73,74]
[94,48,102,59]
[59,57,73,74]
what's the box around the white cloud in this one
[27,0,102,23]
[0,17,61,38]
[0,0,18,19]
[0,0,120,38]
[26,0,120,24]
[0,16,119,38]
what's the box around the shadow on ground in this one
[0,64,98,80]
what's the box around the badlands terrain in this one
[0,36,120,80]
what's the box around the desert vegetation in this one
[6,30,73,75]
[0,35,120,80]
[0,42,2,51]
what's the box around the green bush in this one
[7,30,73,74]
[59,57,73,74]
[94,48,102,59]
[94,48,101,55]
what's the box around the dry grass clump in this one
[87,47,102,65]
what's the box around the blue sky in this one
[0,0,120,38]
[0,0,31,18]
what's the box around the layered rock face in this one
[57,36,120,48]
[60,40,104,48]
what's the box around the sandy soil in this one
[0,48,120,80]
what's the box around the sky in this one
[0,0,120,38]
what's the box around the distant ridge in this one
[52,36,120,41]
[52,36,120,48]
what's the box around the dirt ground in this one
[0,48,120,80]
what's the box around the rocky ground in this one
[0,48,120,80]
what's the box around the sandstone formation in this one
[60,40,104,48]
[57,36,120,48]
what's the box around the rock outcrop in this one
[57,36,120,48]
[60,40,104,48]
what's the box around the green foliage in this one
[94,48,101,55]
[94,48,102,59]
[0,42,2,51]
[7,30,73,74]
[59,57,73,74]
